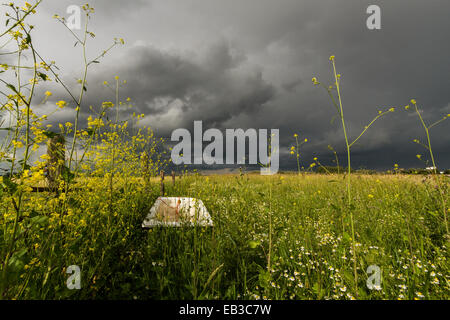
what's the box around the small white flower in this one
[371,284,381,291]
[431,278,439,285]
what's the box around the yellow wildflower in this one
[56,100,67,109]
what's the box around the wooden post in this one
[160,170,165,196]
[46,133,65,190]
[172,171,175,187]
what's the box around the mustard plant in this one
[405,99,449,235]
[290,133,307,174]
[312,55,395,293]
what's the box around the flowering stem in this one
[295,136,300,174]
[331,58,358,295]
[414,103,448,235]
[68,15,89,172]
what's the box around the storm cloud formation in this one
[13,0,450,170]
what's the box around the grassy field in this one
[1,0,449,301]
[1,173,448,300]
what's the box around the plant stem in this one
[331,59,358,294]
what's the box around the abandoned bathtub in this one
[142,197,214,228]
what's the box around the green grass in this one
[1,173,448,300]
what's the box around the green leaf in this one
[248,240,260,249]
[8,248,28,272]
[37,72,48,81]
[343,231,352,243]
[30,215,49,226]
[2,176,18,194]
[6,83,17,93]
[42,130,58,138]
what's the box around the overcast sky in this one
[2,0,450,170]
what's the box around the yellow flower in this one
[12,140,24,148]
[22,2,32,11]
[103,81,108,85]
[329,55,335,61]
[389,107,395,112]
[102,101,114,108]
[416,154,421,159]
[304,138,308,142]
[368,194,374,199]
[290,151,295,155]
[294,133,298,137]
[313,157,318,161]
[115,76,119,80]
[56,100,67,109]
[45,91,52,97]
[405,105,410,110]
[410,99,417,105]
[310,163,316,167]
[65,122,73,128]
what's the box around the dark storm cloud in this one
[30,0,450,170]
[74,40,276,136]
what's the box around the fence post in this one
[160,170,165,196]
